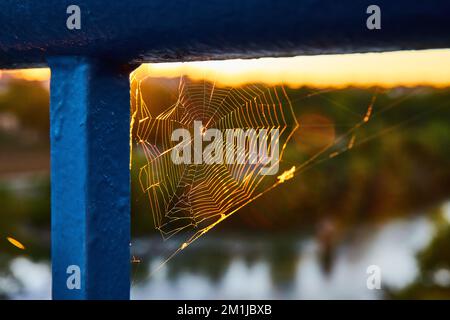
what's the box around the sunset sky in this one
[2,49,450,88]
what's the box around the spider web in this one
[130,67,447,271]
[131,72,298,252]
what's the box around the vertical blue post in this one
[49,57,130,299]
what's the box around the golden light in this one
[136,49,450,88]
[0,68,50,82]
[6,236,26,250]
[2,49,450,88]
[277,166,296,183]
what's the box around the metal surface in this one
[50,57,130,299]
[1,0,450,68]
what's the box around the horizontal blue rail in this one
[1,0,450,68]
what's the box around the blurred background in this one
[1,50,450,299]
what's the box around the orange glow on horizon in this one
[2,49,450,88]
[0,68,51,82]
[136,49,450,88]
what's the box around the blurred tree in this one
[0,79,49,139]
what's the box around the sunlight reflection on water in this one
[2,208,443,300]
[129,216,433,300]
